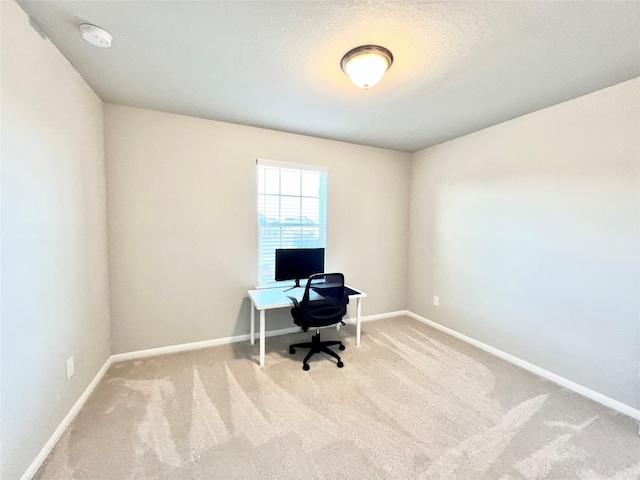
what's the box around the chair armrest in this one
[287,296,300,308]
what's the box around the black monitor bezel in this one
[274,248,325,287]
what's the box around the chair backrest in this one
[299,273,349,327]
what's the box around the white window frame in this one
[256,158,328,287]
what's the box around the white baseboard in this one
[111,332,254,363]
[405,311,640,421]
[111,311,406,363]
[110,326,312,363]
[20,356,114,480]
[344,310,407,324]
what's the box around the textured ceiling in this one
[15,1,640,152]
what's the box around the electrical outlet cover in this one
[66,357,75,379]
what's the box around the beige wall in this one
[104,104,411,354]
[1,2,112,479]
[408,78,640,409]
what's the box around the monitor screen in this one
[275,248,325,287]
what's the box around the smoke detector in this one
[80,24,112,48]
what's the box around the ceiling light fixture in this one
[80,24,112,48]
[340,45,393,90]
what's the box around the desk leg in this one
[356,298,362,346]
[259,309,266,367]
[250,303,255,345]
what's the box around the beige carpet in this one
[35,316,639,479]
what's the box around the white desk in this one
[247,285,367,367]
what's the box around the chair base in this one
[289,330,345,370]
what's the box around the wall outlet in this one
[433,296,440,307]
[66,356,75,380]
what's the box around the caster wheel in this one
[289,347,295,355]
[337,361,344,368]
[303,364,310,371]
[339,344,346,351]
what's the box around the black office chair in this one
[288,273,349,371]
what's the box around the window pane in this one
[259,194,279,222]
[264,168,279,195]
[301,227,320,247]
[280,196,300,222]
[280,169,300,196]
[301,172,319,197]
[301,198,319,223]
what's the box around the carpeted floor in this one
[35,316,639,479]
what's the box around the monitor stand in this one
[283,278,302,292]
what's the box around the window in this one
[257,159,327,286]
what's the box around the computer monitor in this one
[275,248,325,289]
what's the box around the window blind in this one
[257,159,328,286]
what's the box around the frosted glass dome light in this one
[340,45,393,89]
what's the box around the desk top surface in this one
[247,285,366,310]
